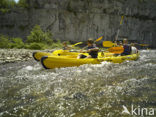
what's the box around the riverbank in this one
[0,49,55,64]
[0,49,32,64]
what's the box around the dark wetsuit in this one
[121,44,131,56]
[87,46,98,58]
[81,45,98,58]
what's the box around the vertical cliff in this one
[0,0,156,48]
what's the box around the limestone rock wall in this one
[0,0,156,48]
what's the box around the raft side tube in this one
[32,52,40,61]
[41,56,49,69]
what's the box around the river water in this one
[0,50,156,117]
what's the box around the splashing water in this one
[0,50,156,117]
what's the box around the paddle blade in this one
[103,41,115,47]
[108,47,124,54]
[139,44,149,46]
[72,42,83,47]
[120,16,124,25]
[95,36,103,42]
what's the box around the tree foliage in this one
[0,35,11,48]
[0,0,16,8]
[18,0,28,8]
[0,0,29,10]
[10,37,24,49]
[0,25,63,50]
[27,25,53,45]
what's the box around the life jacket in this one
[121,44,131,55]
[87,45,98,58]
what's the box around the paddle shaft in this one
[137,43,149,46]
[115,16,124,42]
[72,42,83,47]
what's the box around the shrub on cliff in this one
[0,35,11,48]
[27,25,53,45]
[50,40,63,48]
[10,37,24,49]
[0,0,16,8]
[17,0,29,8]
[25,43,45,50]
[0,35,25,49]
[0,0,16,13]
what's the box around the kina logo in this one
[122,105,155,116]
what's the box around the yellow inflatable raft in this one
[33,50,114,61]
[41,53,139,69]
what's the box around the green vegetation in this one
[0,35,11,48]
[0,35,25,49]
[27,25,53,44]
[0,0,15,13]
[0,0,28,13]
[26,25,63,50]
[0,8,10,13]
[0,25,64,50]
[10,37,24,49]
[17,0,28,8]
[0,0,16,8]
[25,43,46,50]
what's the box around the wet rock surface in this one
[0,49,52,64]
[0,49,61,64]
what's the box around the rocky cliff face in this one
[0,0,156,48]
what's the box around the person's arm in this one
[87,47,99,52]
[63,45,71,50]
[80,49,87,53]
[67,46,72,50]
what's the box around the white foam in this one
[85,68,92,72]
[25,66,33,71]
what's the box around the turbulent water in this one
[0,50,156,117]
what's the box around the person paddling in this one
[77,38,99,59]
[121,38,131,56]
[118,41,123,47]
[63,41,71,50]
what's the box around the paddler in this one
[118,41,123,47]
[63,41,71,50]
[77,38,99,59]
[121,38,131,56]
